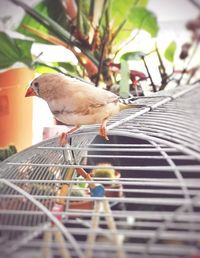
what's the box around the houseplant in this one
[2,0,159,97]
[1,0,199,151]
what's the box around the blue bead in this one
[90,184,105,197]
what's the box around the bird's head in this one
[25,73,66,100]
[25,77,40,97]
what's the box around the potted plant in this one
[1,1,199,102]
[4,0,160,97]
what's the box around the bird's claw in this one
[59,132,69,146]
[59,126,80,146]
[100,126,109,141]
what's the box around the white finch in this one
[25,73,145,144]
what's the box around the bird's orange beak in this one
[25,87,36,97]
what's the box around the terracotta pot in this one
[0,68,34,151]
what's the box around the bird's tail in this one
[119,98,147,111]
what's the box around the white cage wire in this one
[0,84,200,258]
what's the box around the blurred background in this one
[0,0,199,153]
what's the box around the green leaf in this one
[34,63,59,73]
[133,0,149,7]
[16,0,71,42]
[79,0,90,16]
[78,12,90,36]
[45,0,69,30]
[120,51,146,61]
[110,0,148,23]
[0,33,20,67]
[0,32,33,69]
[10,0,99,66]
[89,0,95,17]
[34,62,78,76]
[119,60,130,98]
[17,1,49,43]
[128,7,159,37]
[15,39,33,66]
[109,0,149,44]
[58,62,76,73]
[164,41,177,62]
[110,2,159,46]
[76,0,91,36]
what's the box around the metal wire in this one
[0,84,200,258]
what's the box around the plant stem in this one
[95,36,107,86]
[34,62,86,81]
[114,14,150,59]
[186,65,200,84]
[189,0,200,10]
[110,19,127,44]
[155,44,170,91]
[187,70,196,84]
[141,56,157,92]
[177,41,199,85]
[76,0,81,32]
[98,0,108,27]
[155,44,166,74]
[89,0,95,20]
[113,28,141,60]
[95,7,109,86]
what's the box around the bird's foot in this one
[100,124,109,141]
[59,132,69,146]
[59,126,80,146]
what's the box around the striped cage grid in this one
[0,84,200,258]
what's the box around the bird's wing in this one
[78,85,118,106]
[63,79,119,114]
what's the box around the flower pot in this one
[0,68,34,151]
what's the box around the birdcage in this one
[0,84,200,258]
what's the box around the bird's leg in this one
[59,126,80,146]
[100,117,109,141]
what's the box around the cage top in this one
[72,83,200,160]
[0,83,200,258]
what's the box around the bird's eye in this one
[34,82,39,88]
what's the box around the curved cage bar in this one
[0,84,200,258]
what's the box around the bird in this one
[25,72,146,145]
